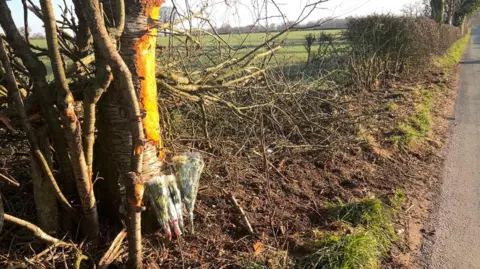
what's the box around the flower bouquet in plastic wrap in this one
[145,152,205,238]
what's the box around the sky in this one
[6,0,420,34]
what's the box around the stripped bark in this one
[39,0,99,240]
[0,36,79,223]
[79,1,149,267]
[0,0,77,213]
[121,1,165,267]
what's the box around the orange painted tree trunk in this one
[95,0,165,267]
[123,2,164,267]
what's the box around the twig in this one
[74,253,88,269]
[4,214,71,246]
[229,193,255,235]
[199,100,211,148]
[98,229,127,269]
[405,204,415,213]
[0,0,78,213]
[112,0,125,38]
[7,241,69,269]
[0,173,20,187]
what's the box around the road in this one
[427,26,480,269]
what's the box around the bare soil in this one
[0,65,460,268]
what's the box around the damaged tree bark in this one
[80,0,165,267]
[121,1,165,267]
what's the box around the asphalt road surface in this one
[428,26,480,269]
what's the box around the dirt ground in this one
[0,63,461,268]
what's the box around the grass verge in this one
[392,90,433,148]
[393,29,471,148]
[434,28,471,73]
[299,192,405,269]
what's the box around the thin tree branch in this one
[80,0,144,175]
[40,0,99,241]
[22,0,29,44]
[113,0,125,37]
[98,229,127,269]
[4,214,71,246]
[0,0,76,211]
[83,64,112,178]
[0,173,20,187]
[0,37,79,223]
[71,0,92,51]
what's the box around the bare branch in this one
[40,0,99,241]
[22,0,29,43]
[0,0,77,206]
[4,214,71,246]
[0,36,79,223]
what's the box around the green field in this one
[158,29,343,63]
[158,29,342,46]
[31,29,344,73]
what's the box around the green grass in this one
[327,197,397,252]
[32,29,344,73]
[393,29,471,148]
[30,39,47,47]
[434,28,471,73]
[308,228,381,269]
[159,29,344,65]
[301,194,404,269]
[392,90,433,147]
[157,29,343,47]
[383,102,398,112]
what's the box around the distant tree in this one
[422,0,432,17]
[430,0,445,22]
[17,26,31,38]
[444,0,466,24]
[304,33,316,65]
[217,23,232,34]
[268,23,277,32]
[159,6,176,23]
[401,1,425,17]
[452,0,480,27]
[30,32,45,40]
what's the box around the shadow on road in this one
[460,60,480,65]
[473,27,480,45]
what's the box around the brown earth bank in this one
[0,63,460,269]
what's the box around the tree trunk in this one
[96,0,164,208]
[431,0,445,23]
[121,1,164,268]
[39,0,99,241]
[95,0,130,222]
[82,0,164,266]
[31,126,58,235]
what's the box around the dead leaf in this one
[253,241,264,257]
